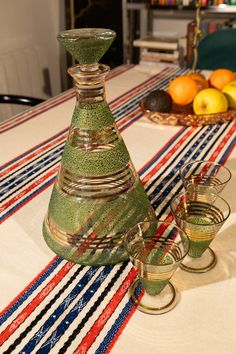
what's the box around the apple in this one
[193,88,228,115]
[222,80,236,109]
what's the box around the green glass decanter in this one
[43,28,155,265]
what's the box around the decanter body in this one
[43,29,155,265]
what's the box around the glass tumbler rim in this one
[170,191,231,227]
[179,159,232,186]
[124,219,190,266]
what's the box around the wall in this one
[153,18,190,37]
[0,0,65,121]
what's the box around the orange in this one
[187,72,209,90]
[168,75,199,105]
[208,68,236,91]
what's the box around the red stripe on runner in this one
[0,177,56,224]
[109,67,175,109]
[0,120,185,324]
[0,261,74,345]
[0,70,178,217]
[209,122,236,162]
[0,116,233,346]
[0,66,177,175]
[0,65,135,133]
[106,214,174,354]
[0,127,68,171]
[75,125,236,352]
[0,68,145,171]
[0,91,74,131]
[104,301,137,354]
[0,166,59,217]
[117,108,141,128]
[0,117,185,222]
[1,121,234,346]
[142,126,196,185]
[0,256,58,318]
[74,268,137,354]
[0,133,67,177]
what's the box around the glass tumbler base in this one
[180,247,217,273]
[130,278,179,315]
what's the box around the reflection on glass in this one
[171,191,230,273]
[125,220,189,314]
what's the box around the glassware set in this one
[172,160,231,273]
[125,160,231,314]
[42,28,231,316]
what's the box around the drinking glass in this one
[170,192,231,273]
[124,220,189,314]
[180,160,231,197]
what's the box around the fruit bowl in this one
[140,99,236,126]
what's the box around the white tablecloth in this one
[0,63,236,354]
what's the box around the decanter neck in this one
[68,63,110,103]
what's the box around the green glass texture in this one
[57,28,116,64]
[43,28,155,265]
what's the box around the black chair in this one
[0,94,44,106]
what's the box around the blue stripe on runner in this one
[150,126,222,210]
[0,65,135,134]
[1,122,234,351]
[113,67,186,126]
[35,265,113,354]
[95,288,141,354]
[154,125,232,219]
[57,125,224,353]
[146,126,213,193]
[0,123,186,322]
[0,176,56,222]
[0,146,64,198]
[96,299,134,354]
[0,128,68,171]
[0,257,62,326]
[0,67,182,176]
[20,267,99,354]
[93,125,235,354]
[0,66,167,135]
[139,127,187,176]
[218,133,236,164]
[146,127,219,198]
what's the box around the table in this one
[1,62,236,354]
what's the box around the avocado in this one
[143,89,173,113]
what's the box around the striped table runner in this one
[0,64,235,354]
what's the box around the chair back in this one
[0,94,44,123]
[0,94,44,106]
[196,28,236,71]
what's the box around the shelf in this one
[205,4,236,13]
[122,1,236,63]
